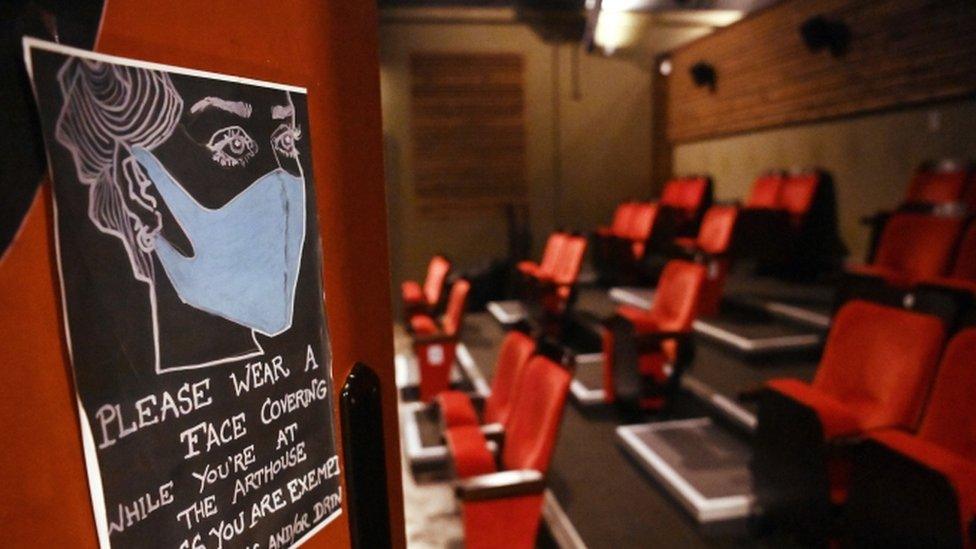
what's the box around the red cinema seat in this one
[624,202,659,260]
[779,172,819,228]
[845,328,976,548]
[848,213,966,288]
[593,202,658,280]
[537,234,587,318]
[596,202,638,238]
[446,353,572,549]
[517,232,567,281]
[660,176,712,229]
[410,279,471,402]
[746,173,786,209]
[674,205,739,316]
[602,260,707,410]
[752,300,946,541]
[436,330,536,430]
[921,220,976,295]
[401,255,451,320]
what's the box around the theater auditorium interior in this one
[1,1,976,548]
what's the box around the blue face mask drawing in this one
[131,146,306,337]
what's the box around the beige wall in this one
[674,99,976,262]
[379,10,706,298]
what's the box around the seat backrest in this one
[440,279,470,336]
[536,232,568,279]
[916,328,976,460]
[661,177,709,217]
[423,255,452,306]
[626,202,658,241]
[813,301,945,431]
[779,172,819,223]
[905,166,969,205]
[696,205,739,255]
[484,331,537,425]
[648,260,707,332]
[677,176,710,216]
[501,355,572,473]
[610,202,638,236]
[873,213,965,281]
[747,173,785,208]
[551,235,587,287]
[949,221,976,281]
[660,179,684,207]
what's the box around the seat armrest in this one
[452,422,505,447]
[412,332,457,345]
[480,422,505,447]
[454,469,545,502]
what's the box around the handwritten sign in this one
[25,38,342,548]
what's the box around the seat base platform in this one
[486,299,528,325]
[616,417,756,524]
[692,306,824,356]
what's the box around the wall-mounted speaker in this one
[690,62,716,92]
[800,15,851,57]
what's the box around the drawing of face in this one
[54,60,309,372]
[134,84,307,339]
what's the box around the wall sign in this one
[25,38,343,548]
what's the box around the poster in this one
[24,38,343,548]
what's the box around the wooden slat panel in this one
[410,52,527,215]
[666,0,976,143]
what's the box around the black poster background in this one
[26,40,342,548]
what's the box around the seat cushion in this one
[445,425,497,479]
[401,280,424,305]
[616,305,661,334]
[437,390,480,429]
[409,314,440,336]
[766,379,866,438]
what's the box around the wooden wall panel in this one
[410,53,527,215]
[666,0,976,143]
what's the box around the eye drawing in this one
[206,125,258,167]
[271,124,302,160]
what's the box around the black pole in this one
[340,362,393,548]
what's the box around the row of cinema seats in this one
[401,255,474,401]
[399,326,572,548]
[845,212,976,294]
[863,161,976,254]
[402,257,575,547]
[841,163,976,309]
[751,299,976,547]
[592,175,712,285]
[397,160,976,547]
[593,169,841,287]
